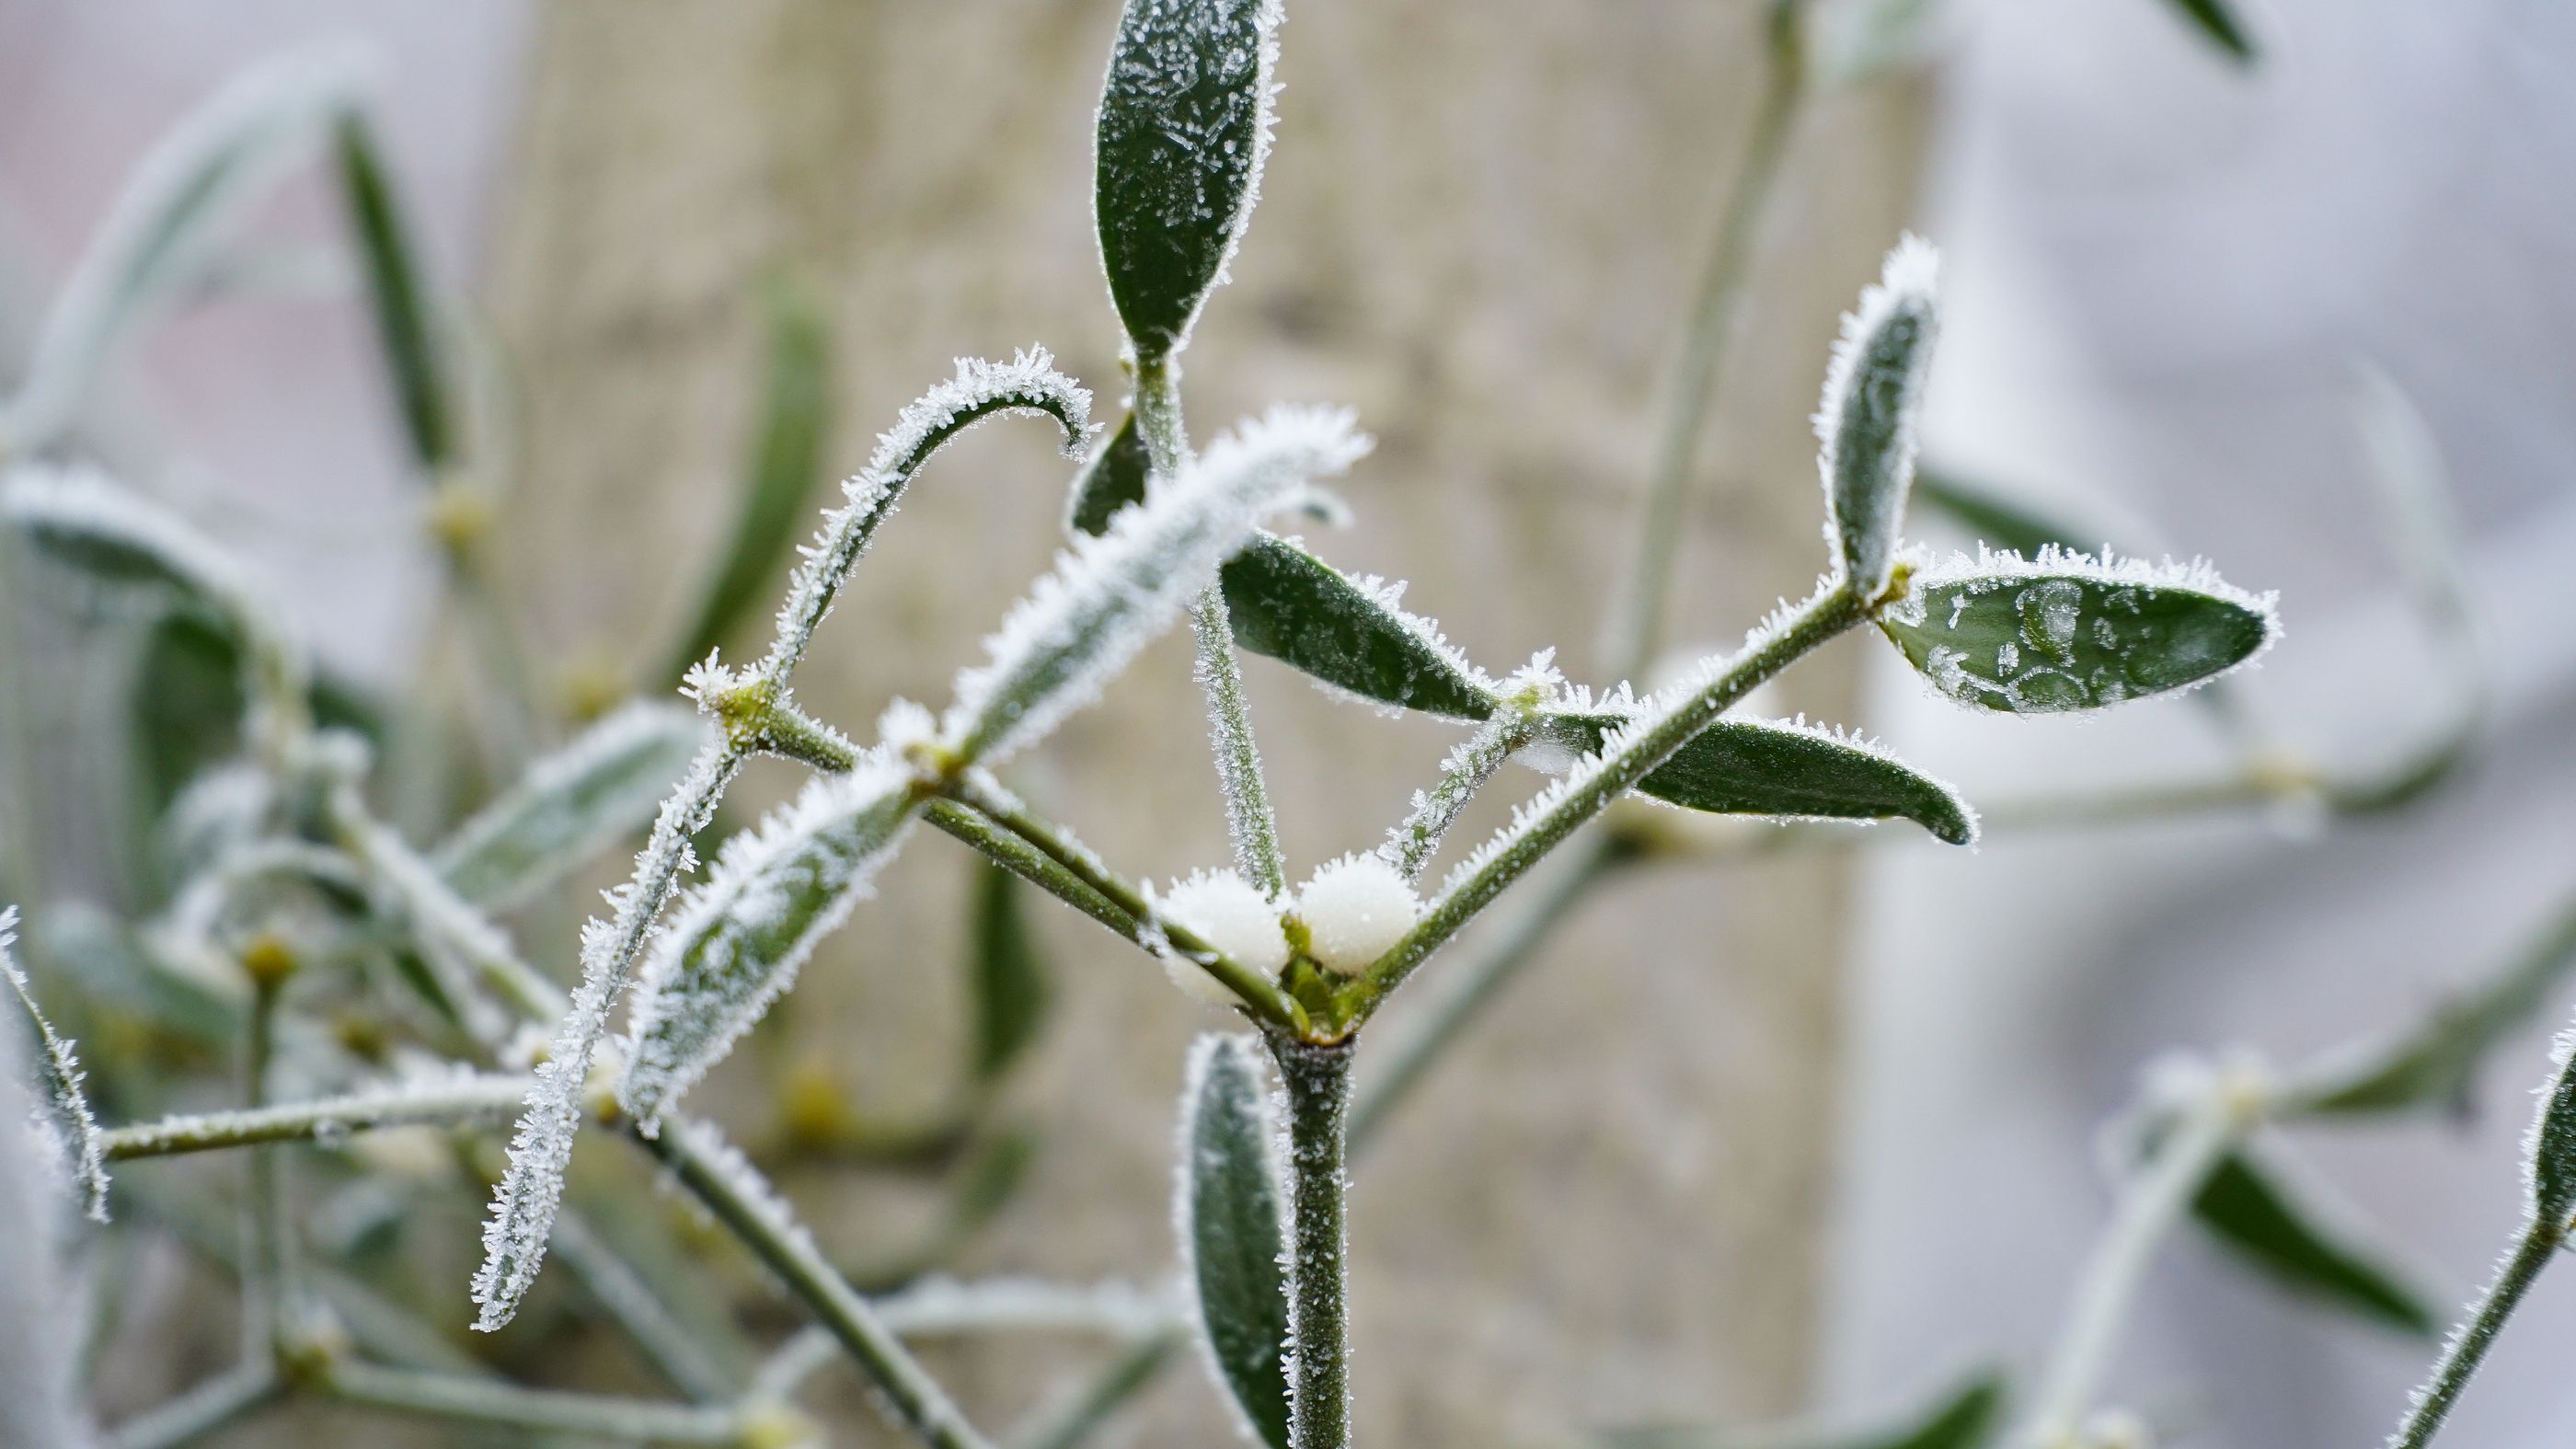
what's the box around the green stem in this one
[636,1117,996,1449]
[1135,355,1287,897]
[102,1074,533,1159]
[1008,1328,1184,1449]
[241,975,293,1354]
[1610,2,1809,682]
[924,799,1139,939]
[1349,836,1624,1153]
[325,1362,743,1443]
[1271,1035,1357,1449]
[104,1364,282,1449]
[1358,583,1864,1015]
[2024,1092,2237,1443]
[2386,1217,2564,1449]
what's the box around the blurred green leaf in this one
[130,610,247,822]
[1065,408,1149,537]
[2190,1147,2435,1335]
[1546,711,1977,845]
[2294,889,2576,1117]
[1179,1034,1292,1449]
[1877,558,2274,713]
[430,702,715,912]
[663,278,835,684]
[969,863,1051,1086]
[1914,469,2094,560]
[2159,0,2258,63]
[1602,1369,2005,1449]
[1220,532,1495,721]
[333,113,454,473]
[1094,0,1274,361]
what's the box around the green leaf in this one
[1543,710,1977,845]
[1093,0,1278,362]
[430,702,717,912]
[1820,237,1939,593]
[619,765,919,1126]
[1178,1034,1292,1449]
[1219,532,1496,721]
[0,50,359,450]
[129,610,248,822]
[2159,0,2258,63]
[2189,1146,2435,1334]
[1876,549,2275,713]
[333,113,454,472]
[663,277,835,683]
[1913,469,2095,560]
[969,863,1052,1085]
[2294,890,2576,1116]
[2530,1029,2576,1226]
[1066,408,1150,537]
[1602,1369,2005,1449]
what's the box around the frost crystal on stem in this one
[1,909,109,1224]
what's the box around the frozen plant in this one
[0,2,2549,1449]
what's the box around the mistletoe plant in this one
[1,4,2565,1449]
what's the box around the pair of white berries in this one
[1156,852,1420,1007]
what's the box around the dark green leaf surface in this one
[130,611,248,822]
[969,864,1051,1084]
[1219,532,1494,721]
[2531,1045,2576,1225]
[1544,711,1977,845]
[1823,253,1937,592]
[1179,1034,1292,1449]
[1066,408,1150,537]
[2190,1147,2435,1334]
[431,703,715,911]
[1914,470,2095,559]
[2161,0,2258,63]
[1094,0,1274,360]
[664,277,834,683]
[334,114,454,472]
[1878,558,2273,713]
[1603,1369,2005,1449]
[2295,890,2576,1116]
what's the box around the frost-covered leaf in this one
[944,407,1370,765]
[970,864,1051,1085]
[1094,0,1280,362]
[431,702,717,912]
[2187,1145,2433,1333]
[2160,0,2258,63]
[1067,408,1151,537]
[1220,532,1495,720]
[2526,1019,2576,1227]
[0,47,361,450]
[620,762,921,1129]
[1876,546,2275,713]
[2294,890,2576,1117]
[1818,236,1939,594]
[1542,710,1976,845]
[1178,1034,1291,1449]
[2,465,257,615]
[1601,1369,2005,1449]
[334,112,454,471]
[664,278,834,683]
[1,910,109,1224]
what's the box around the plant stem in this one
[948,770,1307,1033]
[1359,582,1865,1014]
[925,799,1139,939]
[1384,709,1540,883]
[2386,1216,2565,1449]
[551,1206,750,1403]
[104,1364,282,1449]
[636,1116,996,1449]
[240,974,293,1355]
[1608,2,1809,683]
[1271,1035,1357,1449]
[1008,1328,1184,1449]
[325,1362,743,1443]
[2024,1093,2237,1443]
[1350,835,1624,1153]
[102,1074,533,1158]
[1135,354,1288,898]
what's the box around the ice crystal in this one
[1,909,108,1224]
[943,405,1370,764]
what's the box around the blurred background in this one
[4,0,2573,1445]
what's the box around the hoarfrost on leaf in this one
[1,910,109,1224]
[1815,234,1940,594]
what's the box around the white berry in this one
[1296,853,1420,975]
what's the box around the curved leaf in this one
[1220,532,1496,720]
[334,113,454,472]
[431,702,717,912]
[1819,236,1939,593]
[1094,0,1279,361]
[2190,1146,2434,1335]
[1876,546,2275,713]
[619,765,919,1128]
[969,864,1052,1085]
[1066,408,1150,537]
[1602,1369,2005,1449]
[2161,0,2257,63]
[1543,711,1977,845]
[1178,1034,1291,1449]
